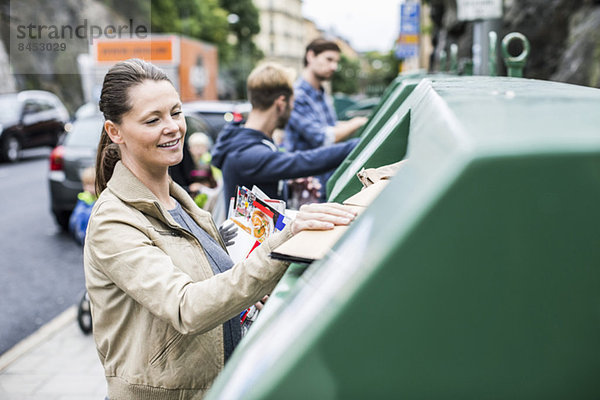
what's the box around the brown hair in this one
[95,58,171,194]
[303,38,341,66]
[246,62,295,110]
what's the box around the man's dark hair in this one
[303,38,341,66]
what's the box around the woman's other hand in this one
[290,203,357,235]
[255,295,269,311]
[218,221,238,247]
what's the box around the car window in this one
[47,96,68,115]
[39,100,55,111]
[23,100,44,114]
[64,117,104,147]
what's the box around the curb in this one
[0,305,77,372]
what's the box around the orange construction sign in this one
[88,35,218,101]
[95,39,175,63]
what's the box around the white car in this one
[0,90,69,162]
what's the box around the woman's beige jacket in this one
[84,162,292,400]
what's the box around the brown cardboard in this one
[342,179,390,207]
[270,204,364,263]
[271,161,403,263]
[269,185,384,263]
[356,159,406,186]
[270,226,349,263]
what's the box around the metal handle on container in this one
[501,32,530,78]
[439,49,447,72]
[450,44,458,74]
[489,31,498,77]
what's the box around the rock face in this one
[428,0,600,88]
[0,40,16,94]
[551,3,600,86]
[0,0,125,111]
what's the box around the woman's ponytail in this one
[94,127,121,195]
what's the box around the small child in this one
[188,132,220,190]
[187,132,222,212]
[68,166,97,245]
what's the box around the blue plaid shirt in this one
[284,78,337,152]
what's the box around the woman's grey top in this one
[168,200,241,361]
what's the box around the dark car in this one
[48,112,212,230]
[0,90,70,162]
[182,100,251,140]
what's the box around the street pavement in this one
[0,306,107,399]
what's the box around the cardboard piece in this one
[357,159,406,187]
[270,179,393,264]
[342,180,390,207]
[270,226,350,264]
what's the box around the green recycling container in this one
[326,70,450,201]
[206,76,600,399]
[326,72,428,198]
[326,78,420,200]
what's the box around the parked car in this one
[49,112,212,230]
[182,100,251,140]
[0,90,70,162]
[73,102,100,120]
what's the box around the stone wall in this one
[0,0,124,112]
[428,0,600,88]
[0,39,16,94]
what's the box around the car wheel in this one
[53,210,71,231]
[1,135,21,162]
[77,291,93,334]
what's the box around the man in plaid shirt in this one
[285,39,367,199]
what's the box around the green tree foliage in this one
[145,0,229,45]
[100,0,152,26]
[362,51,400,97]
[332,54,361,94]
[219,0,263,99]
[99,0,262,99]
[219,0,260,47]
[99,0,229,40]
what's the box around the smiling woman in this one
[103,79,186,206]
[84,58,357,399]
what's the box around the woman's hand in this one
[255,295,269,311]
[218,221,238,247]
[290,203,357,235]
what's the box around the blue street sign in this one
[395,42,418,59]
[400,3,420,34]
[396,2,420,59]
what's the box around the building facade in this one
[253,0,306,74]
[252,0,361,87]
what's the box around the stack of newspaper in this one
[224,185,292,264]
[224,185,294,335]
